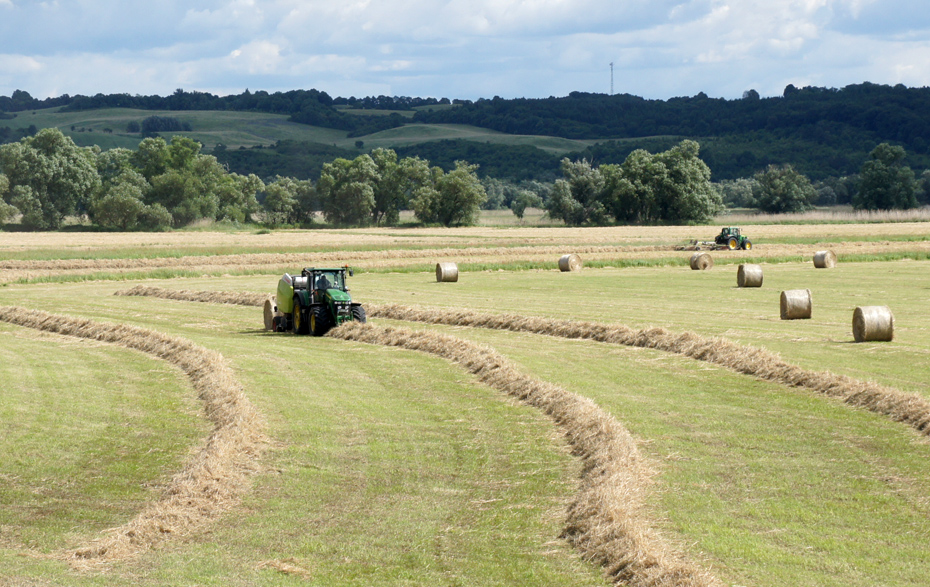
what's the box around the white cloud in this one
[0,0,929,101]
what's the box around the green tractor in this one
[714,226,752,250]
[272,266,366,336]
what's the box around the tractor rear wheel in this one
[727,237,739,250]
[352,305,367,323]
[310,305,332,337]
[293,300,309,335]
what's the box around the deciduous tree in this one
[855,143,918,210]
[752,164,817,213]
[318,155,378,225]
[0,128,100,229]
[412,161,486,226]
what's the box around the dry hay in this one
[813,250,837,268]
[0,306,267,567]
[116,286,930,438]
[364,303,930,437]
[736,264,763,288]
[853,306,895,342]
[689,252,713,271]
[256,558,312,579]
[435,262,459,282]
[559,253,583,272]
[780,289,812,320]
[116,284,270,307]
[328,321,721,587]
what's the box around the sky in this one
[1,0,929,102]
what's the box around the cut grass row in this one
[0,306,267,567]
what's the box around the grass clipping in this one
[329,321,721,587]
[0,306,267,567]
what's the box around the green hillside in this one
[0,107,601,156]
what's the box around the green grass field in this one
[1,227,929,586]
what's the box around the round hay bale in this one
[689,252,714,270]
[813,250,837,268]
[853,306,894,342]
[780,289,812,320]
[558,254,583,272]
[436,262,459,282]
[737,264,764,288]
[263,298,276,331]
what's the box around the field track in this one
[0,306,267,568]
[116,286,930,438]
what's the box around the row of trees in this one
[1,130,927,232]
[0,129,488,230]
[716,143,929,213]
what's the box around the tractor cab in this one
[305,268,346,294]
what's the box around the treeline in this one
[413,84,930,150]
[0,128,490,231]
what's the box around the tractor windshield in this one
[313,271,344,291]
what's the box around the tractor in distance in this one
[681,226,753,251]
[714,226,752,250]
[272,266,366,336]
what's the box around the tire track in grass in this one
[328,321,722,587]
[0,306,267,568]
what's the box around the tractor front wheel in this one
[310,305,332,337]
[742,239,753,250]
[352,305,367,323]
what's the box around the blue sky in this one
[1,0,929,102]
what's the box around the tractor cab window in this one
[314,271,343,291]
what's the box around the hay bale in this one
[558,254,582,272]
[780,289,812,320]
[689,252,713,270]
[853,306,894,342]
[263,298,276,331]
[737,264,763,287]
[436,262,459,282]
[813,250,837,268]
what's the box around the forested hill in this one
[413,83,930,152]
[3,83,930,181]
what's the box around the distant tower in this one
[610,62,614,95]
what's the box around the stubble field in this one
[1,222,929,587]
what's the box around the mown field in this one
[1,223,929,586]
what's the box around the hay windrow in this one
[116,284,270,307]
[0,306,267,567]
[363,303,930,436]
[328,321,721,587]
[118,286,930,437]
